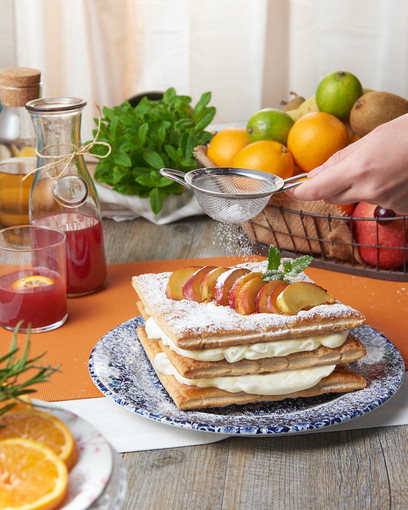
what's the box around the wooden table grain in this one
[102,216,408,510]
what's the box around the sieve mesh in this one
[160,167,307,224]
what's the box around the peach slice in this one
[266,283,289,313]
[165,266,202,300]
[275,281,335,314]
[235,275,268,315]
[255,279,287,313]
[228,272,263,309]
[213,268,251,306]
[182,266,217,302]
[200,267,230,301]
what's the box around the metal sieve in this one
[160,167,308,223]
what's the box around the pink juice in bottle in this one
[33,211,107,296]
[0,268,67,331]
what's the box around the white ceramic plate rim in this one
[33,402,113,509]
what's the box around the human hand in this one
[286,113,408,215]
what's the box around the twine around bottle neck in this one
[23,105,111,181]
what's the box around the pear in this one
[286,95,318,122]
[280,92,305,112]
[296,95,319,117]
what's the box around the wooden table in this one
[102,216,408,510]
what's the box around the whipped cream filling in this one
[145,317,348,363]
[154,352,336,395]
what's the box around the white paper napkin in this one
[95,183,204,225]
[55,373,408,453]
[56,397,229,452]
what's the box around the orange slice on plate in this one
[11,275,55,290]
[0,437,68,510]
[0,409,79,471]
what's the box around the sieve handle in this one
[280,172,309,191]
[159,168,192,190]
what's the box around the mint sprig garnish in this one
[262,245,313,284]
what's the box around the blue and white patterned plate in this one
[88,317,405,435]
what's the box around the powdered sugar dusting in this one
[132,261,365,345]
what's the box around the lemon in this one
[316,71,363,120]
[0,143,11,160]
[19,146,36,157]
[246,108,294,145]
[12,275,55,290]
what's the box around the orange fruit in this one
[287,112,349,172]
[0,409,78,471]
[336,203,356,215]
[232,140,294,179]
[0,438,68,510]
[207,127,249,167]
[0,396,32,413]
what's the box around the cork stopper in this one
[0,67,41,107]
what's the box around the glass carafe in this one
[26,97,107,297]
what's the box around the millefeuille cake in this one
[131,249,367,410]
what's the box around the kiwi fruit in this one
[350,91,408,137]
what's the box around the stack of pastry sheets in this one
[132,262,367,410]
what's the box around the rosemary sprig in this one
[0,322,60,417]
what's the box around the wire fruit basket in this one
[241,194,408,281]
[194,145,408,282]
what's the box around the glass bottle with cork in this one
[0,67,41,226]
[26,97,107,297]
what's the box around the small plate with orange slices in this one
[0,401,128,509]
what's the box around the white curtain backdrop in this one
[1,0,408,140]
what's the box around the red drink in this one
[0,268,67,331]
[33,211,107,296]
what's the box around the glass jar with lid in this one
[0,68,41,227]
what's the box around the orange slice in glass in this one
[12,275,55,290]
[0,437,68,510]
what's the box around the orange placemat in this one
[1,256,260,402]
[2,256,407,402]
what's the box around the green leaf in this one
[174,118,194,131]
[150,187,163,214]
[262,269,285,282]
[157,176,175,188]
[136,175,154,188]
[142,149,165,169]
[193,91,212,117]
[267,245,281,271]
[138,123,149,144]
[193,107,216,132]
[112,151,132,167]
[164,144,179,161]
[285,255,314,276]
